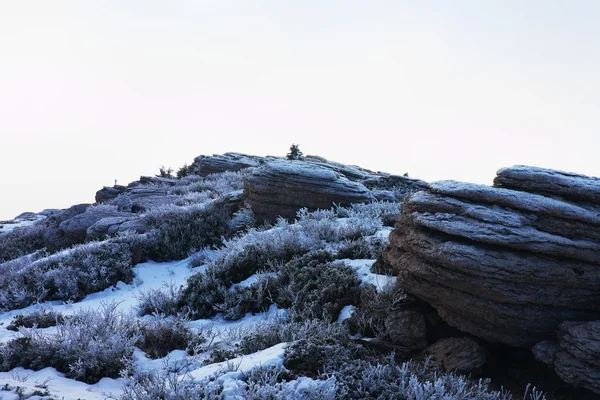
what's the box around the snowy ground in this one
[0,254,388,399]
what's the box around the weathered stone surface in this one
[363,174,428,200]
[191,153,261,176]
[420,337,488,375]
[119,186,179,212]
[86,216,146,240]
[95,185,127,203]
[386,167,600,347]
[495,165,600,205]
[59,207,133,242]
[244,160,373,223]
[534,321,600,395]
[384,309,428,351]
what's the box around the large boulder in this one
[191,153,261,176]
[385,166,600,347]
[86,216,147,240]
[419,337,488,375]
[244,160,374,223]
[95,185,127,203]
[533,321,600,395]
[59,206,134,242]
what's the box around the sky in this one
[1,1,599,220]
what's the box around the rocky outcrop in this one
[95,185,127,203]
[363,174,428,200]
[385,166,600,347]
[419,337,488,375]
[86,216,147,241]
[244,161,373,223]
[533,321,600,395]
[191,152,261,176]
[59,206,134,242]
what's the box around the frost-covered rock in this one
[95,185,127,203]
[419,337,488,375]
[533,320,600,395]
[192,152,262,176]
[244,160,373,223]
[86,216,146,240]
[59,206,134,242]
[386,166,600,347]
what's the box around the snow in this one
[0,367,122,400]
[190,342,286,381]
[337,305,355,323]
[0,258,195,343]
[341,259,396,289]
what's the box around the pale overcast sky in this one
[1,1,599,220]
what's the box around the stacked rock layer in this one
[386,166,600,348]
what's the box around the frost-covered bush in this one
[0,223,47,263]
[120,365,224,400]
[235,366,342,399]
[347,283,409,339]
[136,317,196,359]
[321,356,518,400]
[189,219,316,281]
[239,319,349,355]
[136,282,182,316]
[0,302,138,383]
[336,201,400,227]
[0,233,143,311]
[179,269,229,319]
[214,275,278,321]
[6,307,65,331]
[277,251,361,322]
[143,196,237,261]
[173,170,246,196]
[335,235,387,259]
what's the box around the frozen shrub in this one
[214,275,278,321]
[143,196,238,261]
[135,317,196,359]
[284,336,364,377]
[277,251,361,322]
[179,269,229,319]
[347,283,416,341]
[6,307,64,331]
[320,356,521,400]
[173,170,246,196]
[235,366,341,399]
[120,362,224,400]
[0,224,47,263]
[335,235,387,259]
[239,319,349,355]
[339,201,401,227]
[202,343,241,365]
[136,282,182,316]
[196,219,316,283]
[0,233,143,311]
[0,302,138,384]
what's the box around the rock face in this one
[191,152,261,176]
[385,166,600,348]
[86,216,147,241]
[420,337,488,375]
[533,321,600,395]
[59,206,134,242]
[244,161,373,223]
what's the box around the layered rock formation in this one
[419,337,488,375]
[243,161,374,223]
[386,166,600,348]
[533,321,600,395]
[191,152,261,176]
